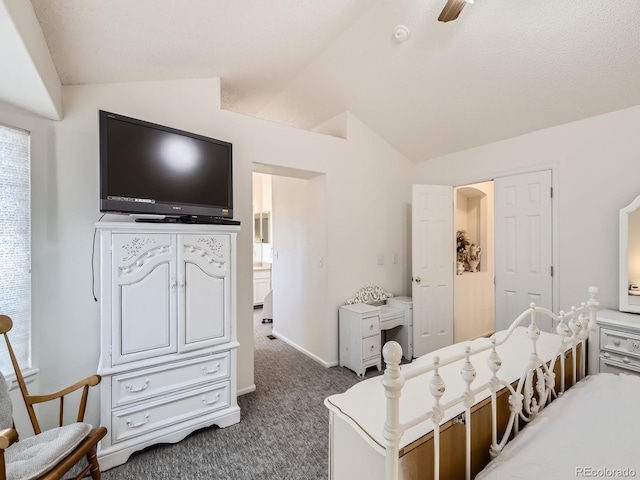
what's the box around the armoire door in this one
[494,170,553,332]
[112,233,177,365]
[178,234,231,353]
[411,184,454,357]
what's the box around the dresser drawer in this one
[112,381,230,444]
[600,328,640,359]
[112,352,230,407]
[361,315,380,338]
[600,358,640,376]
[362,335,381,360]
[600,349,640,372]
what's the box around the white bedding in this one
[325,327,573,453]
[476,373,640,480]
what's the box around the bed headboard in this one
[381,286,599,480]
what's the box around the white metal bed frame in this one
[381,286,599,480]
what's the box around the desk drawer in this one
[361,316,380,338]
[112,352,230,407]
[112,381,230,444]
[362,335,381,360]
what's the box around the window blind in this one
[0,124,31,375]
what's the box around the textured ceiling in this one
[30,0,640,162]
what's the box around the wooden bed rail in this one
[382,286,599,480]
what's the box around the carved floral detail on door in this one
[121,238,156,262]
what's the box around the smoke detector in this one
[393,25,410,42]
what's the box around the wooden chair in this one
[0,315,107,480]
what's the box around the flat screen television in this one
[99,110,234,221]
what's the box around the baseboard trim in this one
[237,384,256,396]
[271,330,337,368]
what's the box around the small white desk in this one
[338,297,413,376]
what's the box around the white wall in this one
[414,105,640,311]
[271,174,329,363]
[0,78,413,429]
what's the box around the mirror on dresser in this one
[620,194,640,313]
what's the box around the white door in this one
[494,170,553,332]
[112,233,177,365]
[178,234,231,352]
[411,185,454,357]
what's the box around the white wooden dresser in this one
[596,309,640,376]
[96,221,240,469]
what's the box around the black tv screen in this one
[99,110,233,219]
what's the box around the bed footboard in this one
[382,286,599,480]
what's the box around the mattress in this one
[325,327,572,453]
[476,372,640,480]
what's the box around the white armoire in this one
[96,221,240,470]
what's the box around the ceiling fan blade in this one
[438,0,468,22]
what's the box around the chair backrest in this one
[0,315,42,434]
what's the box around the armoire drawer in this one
[112,381,230,444]
[112,352,230,407]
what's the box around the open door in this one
[411,185,454,357]
[494,170,553,331]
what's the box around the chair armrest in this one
[0,428,18,450]
[24,375,101,427]
[25,375,101,405]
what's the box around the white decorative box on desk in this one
[597,309,640,377]
[97,221,240,469]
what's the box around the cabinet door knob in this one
[370,345,375,352]
[623,357,631,364]
[602,352,611,359]
[415,277,422,283]
[369,324,374,331]
[613,339,621,346]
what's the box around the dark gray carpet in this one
[101,310,381,479]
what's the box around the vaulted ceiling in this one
[17,1,640,161]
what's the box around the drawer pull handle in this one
[602,352,611,359]
[125,380,150,393]
[613,339,621,346]
[623,357,631,364]
[126,413,149,429]
[370,345,375,352]
[369,324,374,331]
[202,364,221,375]
[202,393,221,406]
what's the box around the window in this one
[0,123,31,374]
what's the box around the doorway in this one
[454,181,495,342]
[411,169,554,354]
[251,164,329,363]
